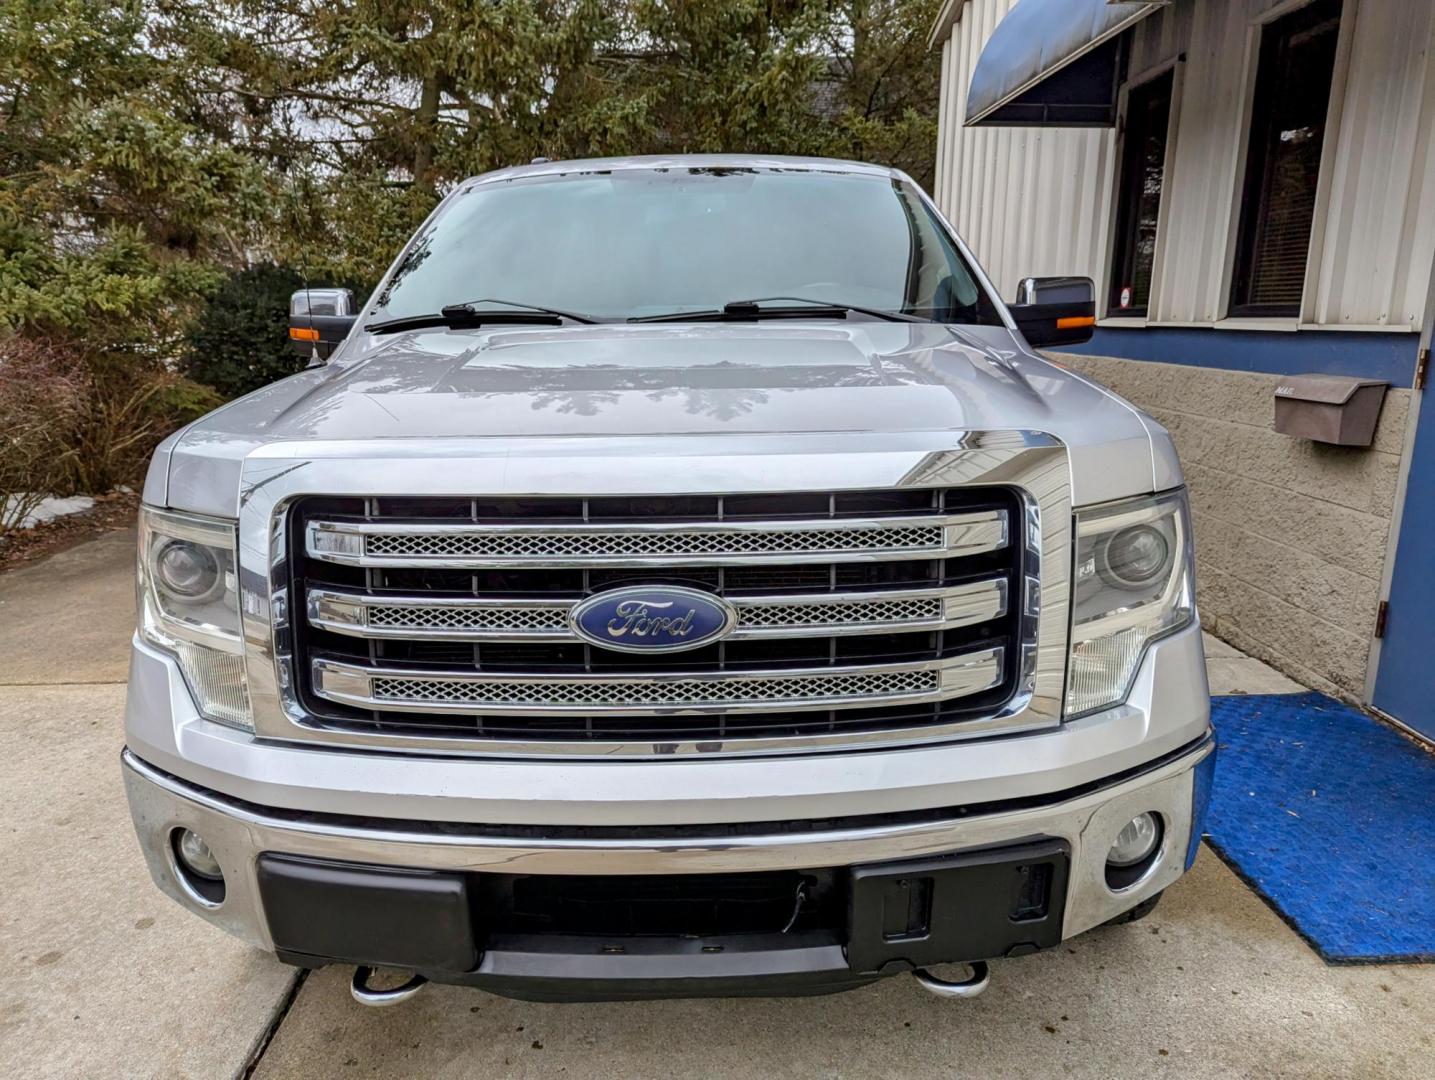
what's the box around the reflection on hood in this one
[185,322,1133,445]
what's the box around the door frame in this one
[1368,245,1435,742]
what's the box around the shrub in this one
[182,265,308,398]
[0,337,86,534]
[66,350,224,495]
[0,334,226,524]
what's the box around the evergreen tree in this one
[0,0,270,336]
[2,0,947,330]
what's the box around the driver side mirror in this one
[1009,276,1096,348]
[289,288,358,364]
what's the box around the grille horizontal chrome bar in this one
[306,579,1009,643]
[312,648,1004,717]
[305,510,1007,568]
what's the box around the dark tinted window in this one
[1229,0,1342,317]
[372,168,1002,324]
[1109,71,1174,317]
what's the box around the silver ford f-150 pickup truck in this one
[123,155,1214,1005]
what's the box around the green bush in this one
[182,265,309,399]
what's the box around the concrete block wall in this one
[1059,352,1412,700]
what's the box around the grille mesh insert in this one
[336,594,955,635]
[741,596,943,629]
[369,668,944,710]
[362,523,947,560]
[367,604,569,632]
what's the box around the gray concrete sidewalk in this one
[0,534,297,1079]
[0,528,139,686]
[1,530,1431,1079]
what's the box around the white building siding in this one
[934,0,1116,306]
[1144,0,1255,325]
[1307,0,1435,329]
[933,0,1435,332]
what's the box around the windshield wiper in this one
[366,297,599,334]
[629,296,925,324]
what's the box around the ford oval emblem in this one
[570,586,737,654]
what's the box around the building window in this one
[1109,71,1174,317]
[1229,0,1343,318]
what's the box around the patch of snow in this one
[3,494,96,530]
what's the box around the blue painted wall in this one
[1057,326,1421,387]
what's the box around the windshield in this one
[371,167,1002,324]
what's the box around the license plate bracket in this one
[846,838,1070,973]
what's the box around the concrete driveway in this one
[1,532,1431,1079]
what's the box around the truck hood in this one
[152,322,1179,514]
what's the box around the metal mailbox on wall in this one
[1273,375,1389,447]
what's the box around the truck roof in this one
[461,154,902,188]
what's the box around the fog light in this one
[1107,812,1161,867]
[175,828,223,880]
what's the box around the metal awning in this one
[965,0,1165,127]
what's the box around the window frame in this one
[1227,0,1345,320]
[1106,67,1177,320]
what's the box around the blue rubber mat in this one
[1205,692,1435,963]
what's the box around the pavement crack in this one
[237,968,308,1080]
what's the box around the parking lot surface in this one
[2,532,1431,1078]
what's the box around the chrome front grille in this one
[288,488,1027,753]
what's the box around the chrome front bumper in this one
[122,733,1215,964]
[123,618,1211,826]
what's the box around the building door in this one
[1373,348,1434,741]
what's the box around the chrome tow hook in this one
[912,961,990,999]
[350,966,430,1007]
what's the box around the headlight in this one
[153,539,225,603]
[1066,489,1195,717]
[138,506,252,730]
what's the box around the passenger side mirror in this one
[1009,276,1096,348]
[289,288,358,364]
